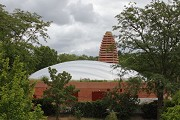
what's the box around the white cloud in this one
[68,0,99,23]
[1,0,169,56]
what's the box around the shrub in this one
[74,109,83,120]
[72,92,139,120]
[32,97,56,116]
[105,111,118,120]
[162,99,175,113]
[161,90,180,120]
[72,100,107,118]
[102,90,139,120]
[141,100,157,119]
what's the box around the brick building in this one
[33,81,157,103]
[30,31,157,103]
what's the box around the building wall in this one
[33,81,157,101]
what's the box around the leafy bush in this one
[33,97,56,116]
[141,100,157,119]
[161,90,180,120]
[72,92,139,120]
[102,90,139,120]
[162,99,175,113]
[161,105,180,120]
[72,100,107,118]
[105,111,118,120]
[74,109,83,120]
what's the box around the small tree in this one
[43,67,79,120]
[0,57,45,120]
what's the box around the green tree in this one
[58,53,98,63]
[34,46,59,71]
[0,57,45,120]
[0,4,50,74]
[0,4,50,43]
[0,42,39,74]
[43,67,79,120]
[114,0,180,119]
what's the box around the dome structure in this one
[29,60,139,80]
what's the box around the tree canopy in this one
[0,5,50,119]
[0,4,50,43]
[0,4,51,74]
[0,57,45,120]
[34,46,59,71]
[58,53,98,63]
[114,0,180,119]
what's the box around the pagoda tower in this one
[98,31,119,64]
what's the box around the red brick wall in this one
[92,91,106,101]
[33,81,157,101]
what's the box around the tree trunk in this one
[56,115,59,120]
[56,104,60,120]
[157,91,164,120]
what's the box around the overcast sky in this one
[1,0,169,56]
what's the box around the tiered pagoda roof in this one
[98,31,119,64]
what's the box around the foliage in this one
[0,42,39,74]
[79,79,108,82]
[114,0,180,119]
[32,97,56,116]
[161,90,180,120]
[163,100,175,109]
[0,4,50,74]
[171,90,180,105]
[72,101,107,118]
[105,111,118,120]
[102,88,139,120]
[34,46,59,71]
[58,53,98,63]
[74,109,83,120]
[161,105,180,120]
[0,4,50,43]
[141,101,157,119]
[43,67,79,120]
[0,57,45,120]
[123,77,143,96]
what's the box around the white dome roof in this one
[29,60,139,80]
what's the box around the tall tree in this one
[43,67,79,120]
[0,4,50,74]
[114,0,180,119]
[0,57,45,120]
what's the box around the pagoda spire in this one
[98,31,119,64]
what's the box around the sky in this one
[1,0,169,56]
